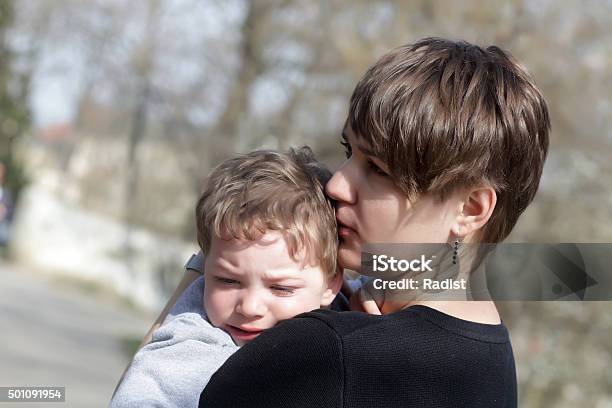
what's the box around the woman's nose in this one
[326,161,357,204]
[235,291,266,318]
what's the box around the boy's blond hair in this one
[196,146,338,279]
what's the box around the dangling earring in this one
[452,226,461,265]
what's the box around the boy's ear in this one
[320,269,344,307]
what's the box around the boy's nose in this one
[235,291,266,318]
[326,162,357,204]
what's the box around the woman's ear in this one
[320,269,344,307]
[456,185,497,238]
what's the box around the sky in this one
[21,0,246,128]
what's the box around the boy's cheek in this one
[204,290,228,327]
[275,295,322,318]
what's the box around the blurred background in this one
[0,0,610,406]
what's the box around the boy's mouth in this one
[225,325,264,343]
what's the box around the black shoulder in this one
[199,316,344,408]
[299,308,383,337]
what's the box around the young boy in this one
[110,147,342,407]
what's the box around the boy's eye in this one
[367,159,388,177]
[270,285,296,296]
[215,277,240,285]
[340,140,352,158]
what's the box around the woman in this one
[140,37,549,407]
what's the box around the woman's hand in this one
[348,279,383,315]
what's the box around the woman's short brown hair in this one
[196,146,338,279]
[349,37,550,243]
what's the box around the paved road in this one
[0,262,154,407]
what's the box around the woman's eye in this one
[367,159,388,177]
[340,140,352,158]
[271,285,296,296]
[215,277,239,285]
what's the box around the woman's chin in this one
[338,244,362,272]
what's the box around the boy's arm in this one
[112,252,203,397]
[199,315,343,408]
[111,279,238,408]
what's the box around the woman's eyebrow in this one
[357,142,376,157]
[343,127,377,157]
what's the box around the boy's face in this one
[326,123,460,272]
[204,231,338,346]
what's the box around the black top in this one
[199,305,517,407]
